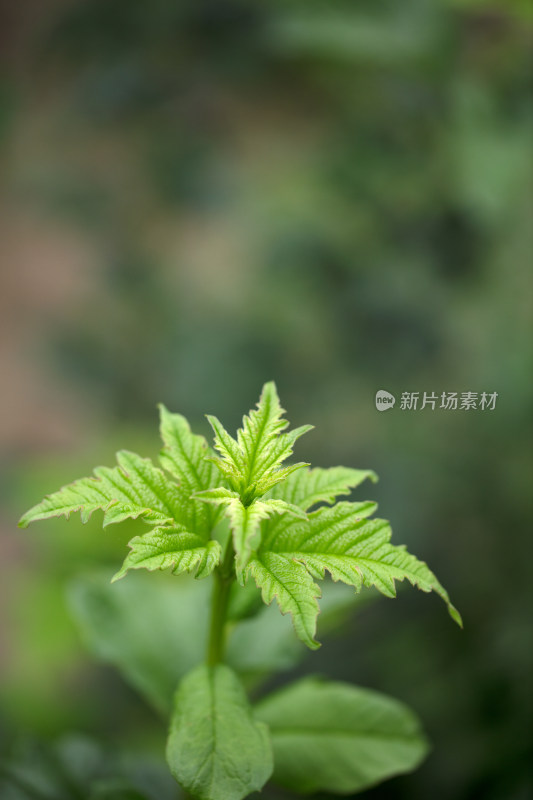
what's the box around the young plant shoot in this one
[20,382,461,800]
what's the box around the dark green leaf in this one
[68,572,368,715]
[67,571,210,715]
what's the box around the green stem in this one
[206,539,235,666]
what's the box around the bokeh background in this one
[0,0,532,798]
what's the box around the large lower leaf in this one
[255,677,429,794]
[166,664,272,800]
[67,572,211,715]
[112,528,221,581]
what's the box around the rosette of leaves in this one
[20,382,461,800]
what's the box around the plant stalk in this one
[206,539,235,666]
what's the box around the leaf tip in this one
[261,379,279,396]
[110,568,127,583]
[448,603,463,628]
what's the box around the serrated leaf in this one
[197,491,307,582]
[228,580,371,677]
[236,381,293,489]
[207,382,312,501]
[251,460,312,498]
[205,415,244,486]
[225,500,273,582]
[259,501,376,554]
[195,487,240,503]
[255,677,429,794]
[259,498,308,520]
[268,465,378,510]
[266,501,462,626]
[166,664,272,800]
[158,405,221,535]
[19,451,184,530]
[196,490,265,578]
[247,551,321,649]
[112,528,221,582]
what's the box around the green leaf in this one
[227,578,265,622]
[195,487,240,504]
[236,381,313,495]
[197,489,308,582]
[259,501,377,554]
[227,580,369,677]
[158,405,221,535]
[205,415,244,486]
[166,664,272,800]
[267,465,378,510]
[67,571,210,715]
[0,735,172,800]
[261,498,308,519]
[207,382,312,500]
[69,572,373,714]
[19,451,184,530]
[255,677,429,794]
[266,502,462,626]
[225,500,273,582]
[112,528,221,582]
[247,551,321,649]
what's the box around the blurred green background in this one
[0,0,531,798]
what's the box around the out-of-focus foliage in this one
[0,0,531,798]
[0,734,179,800]
[67,570,367,716]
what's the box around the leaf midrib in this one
[256,555,317,642]
[164,434,217,530]
[113,460,178,519]
[244,393,273,486]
